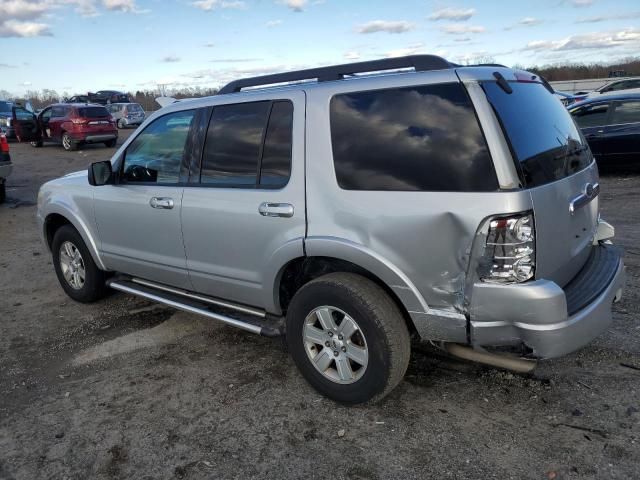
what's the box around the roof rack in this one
[218,55,454,94]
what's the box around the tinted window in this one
[14,108,33,121]
[260,101,293,187]
[201,101,270,186]
[0,101,11,113]
[78,107,109,118]
[611,101,640,124]
[484,81,592,188]
[52,106,66,117]
[571,103,610,128]
[330,83,497,191]
[123,110,195,183]
[127,104,143,112]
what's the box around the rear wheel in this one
[286,273,410,404]
[117,119,126,129]
[30,140,43,148]
[52,225,108,303]
[0,180,5,204]
[104,139,117,148]
[61,133,77,151]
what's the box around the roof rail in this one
[218,55,453,94]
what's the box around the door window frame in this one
[608,100,640,127]
[117,108,197,187]
[570,101,613,129]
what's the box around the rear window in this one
[77,107,109,118]
[483,81,592,188]
[330,83,497,191]
[126,104,143,112]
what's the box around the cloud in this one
[576,12,640,23]
[385,43,425,58]
[265,19,283,27]
[102,0,147,13]
[344,51,360,60]
[191,0,246,10]
[0,19,52,37]
[356,20,415,34]
[428,8,475,21]
[0,63,17,68]
[209,58,262,63]
[572,0,593,6]
[504,17,543,30]
[0,0,50,20]
[441,24,485,34]
[203,42,215,47]
[278,0,307,12]
[160,55,181,62]
[524,28,640,51]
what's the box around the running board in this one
[106,277,284,337]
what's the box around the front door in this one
[11,107,41,142]
[181,93,306,308]
[570,101,611,162]
[93,109,197,289]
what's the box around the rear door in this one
[11,106,41,142]
[93,109,196,288]
[483,80,599,286]
[181,92,305,308]
[602,99,640,165]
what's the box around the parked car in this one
[554,90,585,107]
[88,91,131,105]
[106,103,146,128]
[0,133,11,203]
[12,103,117,151]
[0,99,35,138]
[66,95,90,103]
[586,78,640,98]
[570,93,640,167]
[36,56,625,403]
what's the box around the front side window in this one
[611,101,640,124]
[330,83,497,191]
[51,106,66,117]
[571,103,610,128]
[122,109,195,183]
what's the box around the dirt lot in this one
[0,133,638,480]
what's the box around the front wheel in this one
[286,273,410,404]
[30,140,43,148]
[52,225,108,303]
[117,119,126,129]
[61,133,77,151]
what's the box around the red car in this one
[11,103,118,151]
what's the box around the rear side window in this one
[201,100,293,188]
[330,83,497,191]
[571,103,610,128]
[78,107,109,118]
[484,81,592,188]
[611,101,640,124]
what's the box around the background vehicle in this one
[570,93,640,167]
[88,90,131,105]
[0,99,35,138]
[0,133,11,203]
[107,103,145,128]
[586,78,640,98]
[37,56,624,404]
[66,95,90,103]
[554,90,585,106]
[12,103,117,151]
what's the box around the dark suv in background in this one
[88,91,131,105]
[0,99,35,138]
[12,103,117,151]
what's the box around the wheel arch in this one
[43,208,107,270]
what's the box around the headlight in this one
[478,212,536,283]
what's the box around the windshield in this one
[0,101,12,113]
[483,81,593,188]
[78,106,109,118]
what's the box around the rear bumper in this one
[123,117,144,126]
[70,133,117,143]
[470,244,625,358]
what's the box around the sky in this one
[0,0,639,96]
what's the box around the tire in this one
[30,140,43,148]
[0,181,5,204]
[286,272,410,404]
[117,119,126,129]
[61,132,77,151]
[52,225,108,303]
[104,139,117,148]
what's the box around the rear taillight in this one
[0,134,9,153]
[479,212,535,283]
[72,118,87,125]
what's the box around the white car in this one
[587,78,640,98]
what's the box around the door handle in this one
[258,202,294,218]
[149,197,174,209]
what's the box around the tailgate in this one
[530,163,599,286]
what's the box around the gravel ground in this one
[0,134,638,480]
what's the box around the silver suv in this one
[37,56,625,403]
[106,103,146,129]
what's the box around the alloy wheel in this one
[59,241,85,290]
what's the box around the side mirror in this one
[88,161,114,186]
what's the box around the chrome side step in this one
[107,277,284,337]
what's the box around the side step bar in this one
[107,277,284,337]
